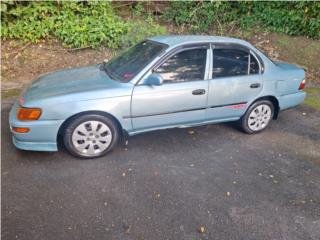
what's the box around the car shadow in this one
[1,103,243,162]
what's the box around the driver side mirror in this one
[144,73,163,86]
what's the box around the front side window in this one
[103,40,167,82]
[212,48,260,78]
[154,48,207,83]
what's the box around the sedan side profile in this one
[9,35,306,158]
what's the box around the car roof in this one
[148,35,251,48]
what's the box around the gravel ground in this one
[1,102,320,240]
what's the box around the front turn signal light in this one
[17,107,42,121]
[12,127,30,133]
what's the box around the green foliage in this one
[1,1,165,48]
[53,2,126,48]
[2,1,318,48]
[162,1,320,38]
[132,2,145,17]
[248,2,320,38]
[304,87,320,110]
[120,17,166,48]
[162,1,237,32]
[1,2,58,42]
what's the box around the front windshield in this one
[103,40,168,82]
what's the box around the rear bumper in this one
[9,102,63,152]
[278,91,306,110]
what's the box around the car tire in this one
[240,100,274,134]
[63,114,119,159]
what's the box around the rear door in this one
[131,45,210,131]
[206,44,263,121]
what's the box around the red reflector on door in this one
[225,103,247,109]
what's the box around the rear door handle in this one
[250,83,261,88]
[192,89,206,95]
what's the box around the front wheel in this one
[240,100,274,134]
[63,114,119,158]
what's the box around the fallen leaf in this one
[198,226,205,233]
[123,223,131,234]
[188,130,195,135]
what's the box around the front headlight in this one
[17,107,42,121]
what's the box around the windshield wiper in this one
[101,63,116,80]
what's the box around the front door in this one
[131,47,209,131]
[206,44,263,121]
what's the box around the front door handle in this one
[192,89,206,95]
[250,83,261,88]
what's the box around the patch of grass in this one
[304,87,320,110]
[276,35,320,69]
[1,88,22,100]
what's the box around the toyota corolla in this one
[9,35,306,158]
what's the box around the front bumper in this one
[9,102,63,152]
[12,136,58,151]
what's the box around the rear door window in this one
[249,54,260,74]
[212,47,260,78]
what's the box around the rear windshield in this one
[103,40,168,82]
[255,47,277,65]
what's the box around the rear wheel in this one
[63,114,119,158]
[240,100,274,134]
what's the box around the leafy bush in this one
[162,1,238,32]
[53,2,126,48]
[1,1,166,48]
[120,17,166,48]
[248,2,320,38]
[2,1,318,48]
[1,1,59,42]
[162,1,320,38]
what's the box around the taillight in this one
[299,79,306,90]
[17,107,42,121]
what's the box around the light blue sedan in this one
[9,35,306,158]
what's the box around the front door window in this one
[154,48,207,83]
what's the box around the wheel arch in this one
[251,95,280,119]
[57,110,124,149]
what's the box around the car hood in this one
[22,64,124,103]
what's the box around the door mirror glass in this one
[144,73,163,86]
